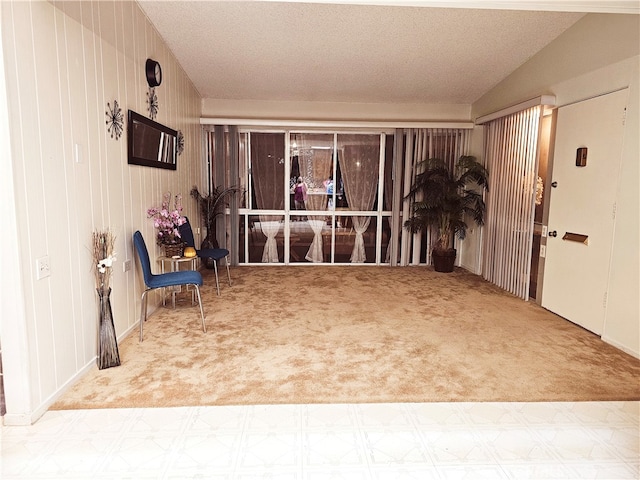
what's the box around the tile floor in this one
[1,401,638,479]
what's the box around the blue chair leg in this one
[224,255,232,288]
[139,288,150,342]
[212,255,232,296]
[194,285,206,333]
[140,285,206,341]
[213,260,221,296]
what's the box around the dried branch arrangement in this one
[92,229,116,290]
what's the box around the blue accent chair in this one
[133,231,206,341]
[178,217,232,296]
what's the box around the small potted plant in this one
[190,185,241,267]
[404,155,489,272]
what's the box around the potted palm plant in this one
[404,155,489,272]
[190,185,242,268]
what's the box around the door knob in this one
[549,230,558,237]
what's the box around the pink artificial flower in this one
[147,192,187,245]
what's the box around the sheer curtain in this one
[251,133,285,263]
[338,135,380,263]
[210,126,239,263]
[297,135,332,263]
[481,106,541,299]
[259,221,280,262]
[383,133,396,263]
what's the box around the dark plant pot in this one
[432,248,456,273]
[201,233,217,269]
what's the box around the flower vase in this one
[201,227,217,269]
[97,287,121,369]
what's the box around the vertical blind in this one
[482,106,541,299]
[207,126,240,263]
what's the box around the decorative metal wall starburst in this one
[105,99,123,140]
[147,87,158,120]
[177,130,184,155]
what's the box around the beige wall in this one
[202,98,472,123]
[472,13,639,357]
[472,14,639,119]
[1,0,203,425]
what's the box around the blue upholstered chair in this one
[133,231,206,341]
[178,217,232,296]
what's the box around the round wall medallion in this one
[105,99,123,140]
[177,130,184,155]
[147,87,158,120]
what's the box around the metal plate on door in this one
[562,232,588,245]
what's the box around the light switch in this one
[36,256,50,279]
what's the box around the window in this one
[210,126,471,266]
[235,131,390,264]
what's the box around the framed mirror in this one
[127,110,177,170]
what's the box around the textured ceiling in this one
[136,1,627,105]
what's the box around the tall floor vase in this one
[201,232,217,269]
[97,287,120,369]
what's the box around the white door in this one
[541,89,628,335]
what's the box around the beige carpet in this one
[52,266,640,410]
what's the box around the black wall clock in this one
[145,58,162,87]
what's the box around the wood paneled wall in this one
[1,0,203,423]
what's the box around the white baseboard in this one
[2,412,34,426]
[602,334,640,360]
[3,323,139,426]
[459,261,481,275]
